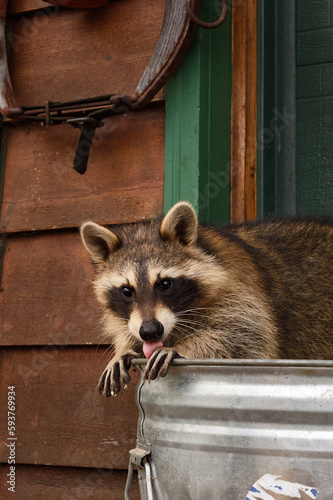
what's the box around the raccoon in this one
[80,201,333,396]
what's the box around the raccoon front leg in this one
[99,351,140,397]
[143,348,184,382]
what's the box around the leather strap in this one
[73,95,137,174]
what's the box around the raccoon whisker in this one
[179,305,217,311]
[175,321,206,332]
[98,344,116,363]
[175,306,218,316]
[97,332,114,345]
[96,339,113,356]
[99,329,137,363]
[97,326,127,344]
[176,317,207,325]
[96,321,130,355]
[176,312,209,320]
[173,322,202,334]
[117,329,133,345]
[176,314,208,323]
[173,293,204,311]
[123,328,140,348]
[171,325,201,341]
[175,312,212,322]
[102,344,114,355]
[181,306,217,311]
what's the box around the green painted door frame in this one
[164,0,232,226]
[257,0,296,218]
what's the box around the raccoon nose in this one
[139,320,164,341]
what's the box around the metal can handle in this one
[124,444,153,500]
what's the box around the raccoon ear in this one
[80,222,120,263]
[160,201,198,245]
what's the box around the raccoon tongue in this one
[143,340,164,359]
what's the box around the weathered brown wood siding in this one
[0,0,165,497]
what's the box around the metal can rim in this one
[132,358,333,368]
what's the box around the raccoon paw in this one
[98,351,140,397]
[143,348,182,382]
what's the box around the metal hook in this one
[186,0,227,29]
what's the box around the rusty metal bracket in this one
[0,0,228,173]
[5,95,120,124]
[125,443,153,500]
[186,0,227,29]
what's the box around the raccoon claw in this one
[143,348,182,382]
[99,351,139,397]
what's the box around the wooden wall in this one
[296,0,333,215]
[0,0,165,498]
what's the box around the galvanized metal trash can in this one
[126,360,333,500]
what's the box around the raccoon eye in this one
[121,286,134,299]
[158,278,173,291]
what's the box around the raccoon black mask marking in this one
[80,202,333,396]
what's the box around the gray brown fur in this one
[80,202,333,396]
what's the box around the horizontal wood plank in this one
[296,0,333,32]
[0,231,104,346]
[1,106,165,232]
[8,0,164,105]
[0,464,140,500]
[297,27,333,66]
[296,62,333,99]
[0,347,140,468]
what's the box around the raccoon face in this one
[104,269,201,343]
[81,202,227,352]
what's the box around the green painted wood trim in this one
[164,0,232,225]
